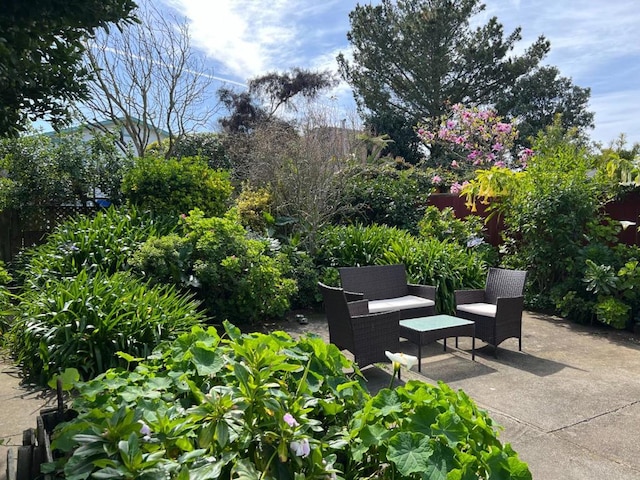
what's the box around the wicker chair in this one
[318,282,400,368]
[454,268,527,357]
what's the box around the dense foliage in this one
[16,206,175,284]
[335,163,434,234]
[0,130,131,210]
[121,155,233,218]
[0,0,137,136]
[131,209,297,324]
[7,269,205,384]
[46,323,530,479]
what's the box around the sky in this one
[164,0,640,147]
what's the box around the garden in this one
[1,102,639,479]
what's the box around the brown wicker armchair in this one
[318,282,400,368]
[454,268,527,357]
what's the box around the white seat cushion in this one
[368,295,435,313]
[457,302,496,318]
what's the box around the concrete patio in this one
[2,311,640,479]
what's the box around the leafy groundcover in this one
[46,322,530,479]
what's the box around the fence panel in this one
[0,206,100,264]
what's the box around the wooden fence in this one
[0,205,100,264]
[427,191,640,247]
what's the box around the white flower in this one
[290,438,311,458]
[385,351,419,371]
[466,236,484,248]
[620,220,636,231]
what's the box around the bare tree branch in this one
[79,1,220,157]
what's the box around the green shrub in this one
[16,206,175,286]
[498,127,608,308]
[0,130,131,210]
[418,206,483,244]
[0,260,11,285]
[46,323,530,479]
[146,133,231,170]
[7,269,205,384]
[132,209,297,324]
[122,155,233,217]
[281,242,321,310]
[235,183,274,233]
[595,297,630,329]
[316,224,486,313]
[129,234,193,285]
[335,164,433,233]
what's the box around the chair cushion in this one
[457,302,497,318]
[368,295,435,313]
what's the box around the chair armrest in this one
[495,296,525,324]
[454,289,486,305]
[344,290,365,302]
[348,299,370,316]
[407,283,436,301]
[351,310,400,345]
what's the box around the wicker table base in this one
[399,315,475,372]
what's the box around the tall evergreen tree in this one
[337,0,592,163]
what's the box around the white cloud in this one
[166,0,354,81]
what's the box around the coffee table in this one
[399,315,475,372]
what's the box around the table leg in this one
[443,337,447,352]
[418,343,422,372]
[472,333,475,361]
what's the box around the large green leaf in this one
[387,431,434,476]
[191,343,225,376]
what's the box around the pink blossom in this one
[451,160,459,168]
[518,148,534,159]
[491,143,503,151]
[283,413,299,427]
[495,122,512,133]
[494,160,506,168]
[450,182,463,194]
[432,175,442,184]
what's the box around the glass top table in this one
[399,314,475,372]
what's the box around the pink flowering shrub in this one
[417,104,534,169]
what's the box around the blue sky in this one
[165,0,640,147]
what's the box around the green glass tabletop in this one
[400,315,474,332]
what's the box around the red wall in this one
[428,191,640,247]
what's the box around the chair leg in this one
[519,336,522,351]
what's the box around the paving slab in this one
[0,361,56,480]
